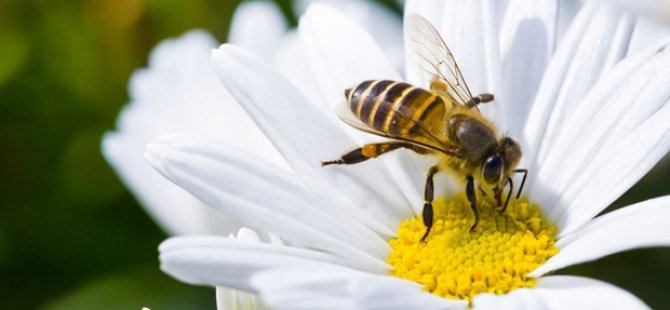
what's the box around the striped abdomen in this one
[345,80,446,137]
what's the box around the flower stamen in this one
[388,194,558,301]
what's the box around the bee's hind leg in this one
[420,165,440,242]
[321,142,426,166]
[466,176,479,232]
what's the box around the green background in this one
[0,0,667,308]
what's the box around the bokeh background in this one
[0,0,668,309]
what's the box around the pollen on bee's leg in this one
[361,144,378,158]
[387,194,558,301]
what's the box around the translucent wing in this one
[335,101,462,157]
[406,13,474,107]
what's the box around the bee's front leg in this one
[466,176,479,232]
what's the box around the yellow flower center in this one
[387,194,558,301]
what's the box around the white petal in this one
[272,31,326,106]
[555,0,582,45]
[211,44,413,234]
[102,132,237,235]
[159,236,355,292]
[533,276,648,309]
[146,134,389,271]
[216,286,269,310]
[228,1,288,61]
[217,228,270,310]
[299,3,400,108]
[127,31,286,168]
[533,38,670,232]
[474,276,648,309]
[531,196,670,276]
[103,30,279,235]
[250,268,468,310]
[498,0,557,137]
[473,288,546,310]
[147,134,390,257]
[294,0,404,72]
[300,4,428,206]
[524,3,634,170]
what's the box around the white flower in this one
[147,1,670,309]
[101,0,402,236]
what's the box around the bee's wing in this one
[335,101,462,157]
[406,13,475,108]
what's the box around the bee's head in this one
[481,137,522,187]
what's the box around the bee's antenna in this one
[513,169,528,198]
[501,177,513,212]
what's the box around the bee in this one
[322,14,527,241]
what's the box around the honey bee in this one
[322,14,527,241]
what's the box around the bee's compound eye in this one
[483,155,504,185]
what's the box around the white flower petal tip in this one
[530,196,670,277]
[144,133,218,186]
[144,139,171,178]
[249,268,468,310]
[473,276,649,309]
[236,227,262,243]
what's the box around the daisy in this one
[148,1,670,309]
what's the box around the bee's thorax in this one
[447,114,497,163]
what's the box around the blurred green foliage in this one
[0,0,667,308]
[0,0,242,308]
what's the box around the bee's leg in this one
[420,165,440,242]
[321,142,426,166]
[466,176,479,232]
[494,187,502,208]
